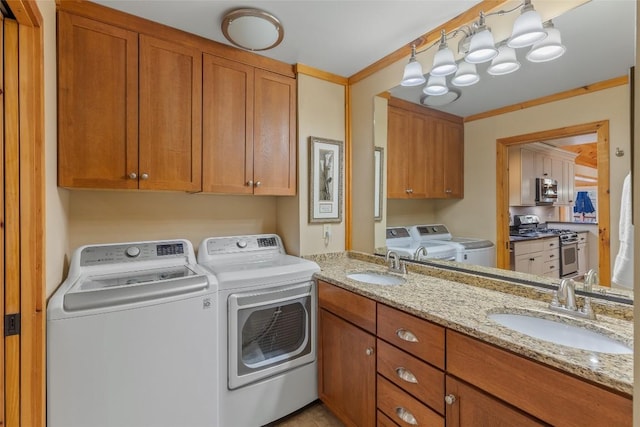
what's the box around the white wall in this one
[277,73,346,256]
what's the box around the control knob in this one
[236,240,248,249]
[125,246,141,258]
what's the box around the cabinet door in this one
[514,252,543,274]
[202,54,254,194]
[319,309,376,427]
[560,160,575,205]
[139,35,202,191]
[407,114,429,198]
[387,107,411,198]
[443,120,464,198]
[253,69,296,195]
[57,12,139,189]
[445,376,544,427]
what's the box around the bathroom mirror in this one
[372,0,635,305]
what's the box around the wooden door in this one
[139,35,202,192]
[318,309,376,427]
[443,120,464,198]
[445,376,544,427]
[57,12,139,189]
[0,18,5,426]
[202,54,254,194]
[253,69,296,195]
[386,107,410,198]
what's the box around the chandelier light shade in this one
[507,0,547,48]
[424,75,449,96]
[430,30,458,76]
[222,8,284,51]
[526,21,565,62]
[451,61,480,87]
[401,45,426,86]
[487,44,521,75]
[465,27,498,64]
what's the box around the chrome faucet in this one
[549,278,596,320]
[414,246,427,260]
[584,269,598,293]
[385,250,407,274]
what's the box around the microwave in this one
[535,177,558,204]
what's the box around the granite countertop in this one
[309,252,633,396]
[509,234,559,242]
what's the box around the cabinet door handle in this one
[395,367,418,384]
[128,172,137,180]
[395,328,419,343]
[255,181,262,187]
[445,189,452,194]
[445,394,457,405]
[405,188,413,194]
[365,347,374,356]
[395,407,418,425]
[140,173,149,180]
[246,180,254,187]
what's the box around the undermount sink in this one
[488,312,632,354]
[346,271,406,286]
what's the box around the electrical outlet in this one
[323,224,331,239]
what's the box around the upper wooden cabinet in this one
[202,55,296,195]
[57,12,139,189]
[57,3,297,194]
[387,98,464,199]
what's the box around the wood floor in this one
[267,401,344,427]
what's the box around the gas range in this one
[510,215,578,243]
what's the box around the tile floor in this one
[268,401,344,427]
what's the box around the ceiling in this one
[92,0,635,118]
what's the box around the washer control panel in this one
[205,234,283,255]
[80,242,186,266]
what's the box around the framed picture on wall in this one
[309,136,343,223]
[374,147,383,221]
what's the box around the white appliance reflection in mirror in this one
[386,226,457,261]
[197,234,320,427]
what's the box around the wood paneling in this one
[560,142,598,169]
[0,18,4,427]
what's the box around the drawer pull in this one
[445,394,457,405]
[395,328,419,343]
[395,407,418,425]
[395,367,418,384]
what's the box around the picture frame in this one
[374,147,384,221]
[309,137,343,223]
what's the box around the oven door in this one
[228,281,315,389]
[560,243,578,277]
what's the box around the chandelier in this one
[401,0,566,100]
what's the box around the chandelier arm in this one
[484,2,525,19]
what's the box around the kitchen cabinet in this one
[508,143,577,206]
[577,231,589,276]
[318,281,376,427]
[387,98,464,199]
[58,13,202,191]
[511,237,559,278]
[202,55,296,195]
[446,330,631,426]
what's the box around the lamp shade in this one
[401,59,426,86]
[507,8,547,48]
[487,45,521,75]
[222,8,284,51]
[451,62,480,87]
[465,28,498,64]
[430,45,457,77]
[526,26,565,62]
[423,75,449,96]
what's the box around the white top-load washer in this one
[386,226,457,261]
[197,234,320,427]
[408,224,496,267]
[47,239,218,427]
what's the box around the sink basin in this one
[488,313,632,354]
[346,271,406,286]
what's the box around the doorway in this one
[496,121,611,285]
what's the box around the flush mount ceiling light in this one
[222,8,284,51]
[399,1,564,97]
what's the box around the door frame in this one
[496,120,611,284]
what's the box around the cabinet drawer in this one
[377,410,399,427]
[513,240,544,256]
[544,248,559,261]
[544,259,559,273]
[542,237,560,251]
[377,304,445,369]
[318,281,376,333]
[377,375,444,427]
[377,339,445,415]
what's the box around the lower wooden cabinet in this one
[445,376,544,426]
[377,375,443,427]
